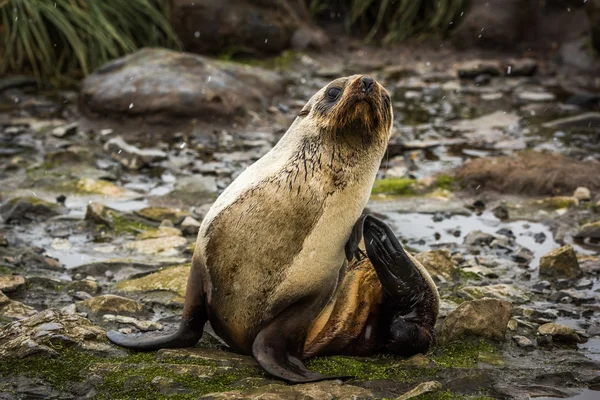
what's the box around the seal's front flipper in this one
[252,298,353,384]
[362,215,439,356]
[107,261,208,351]
[345,213,368,262]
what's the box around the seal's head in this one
[298,75,393,147]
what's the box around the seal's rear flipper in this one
[107,262,208,351]
[362,215,439,356]
[252,298,353,384]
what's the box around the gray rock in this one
[456,60,502,79]
[464,230,495,247]
[180,216,201,236]
[538,323,582,344]
[458,284,529,303]
[0,309,112,358]
[573,187,592,201]
[80,49,286,125]
[0,275,25,293]
[516,91,556,103]
[503,58,537,77]
[76,295,149,318]
[437,298,513,344]
[574,221,600,241]
[50,122,78,138]
[0,291,36,321]
[205,381,374,399]
[0,196,66,223]
[513,335,535,348]
[513,247,534,264]
[539,245,583,280]
[102,314,163,332]
[542,113,600,129]
[104,137,167,170]
[397,381,443,400]
[170,0,328,56]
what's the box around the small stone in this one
[180,216,201,236]
[65,279,100,295]
[513,247,534,264]
[125,235,188,255]
[76,294,147,318]
[502,58,537,77]
[513,335,535,348]
[507,319,518,331]
[0,233,8,247]
[492,204,509,220]
[538,323,582,344]
[458,284,529,304]
[396,381,443,400]
[104,137,168,170]
[134,207,188,224]
[72,291,92,301]
[573,187,591,201]
[85,202,112,226]
[414,250,459,281]
[533,280,552,292]
[437,298,513,344]
[0,275,25,293]
[457,60,502,79]
[102,314,163,332]
[574,221,600,242]
[51,122,78,138]
[0,196,65,223]
[516,91,556,103]
[539,245,582,280]
[464,230,495,247]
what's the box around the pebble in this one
[513,335,535,348]
[573,187,591,201]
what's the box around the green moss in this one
[419,390,495,400]
[435,174,456,191]
[0,346,263,399]
[308,354,434,382]
[218,50,297,70]
[0,347,95,390]
[430,340,497,368]
[371,178,416,196]
[109,213,154,235]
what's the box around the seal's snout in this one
[360,76,375,93]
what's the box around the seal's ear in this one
[299,104,311,117]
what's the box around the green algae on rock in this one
[539,245,583,280]
[134,207,190,224]
[371,178,417,196]
[113,264,190,306]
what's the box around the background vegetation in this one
[308,0,469,43]
[0,0,179,84]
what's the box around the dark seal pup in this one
[107,75,439,383]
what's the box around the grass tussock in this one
[0,0,180,84]
[309,0,468,42]
[455,152,600,196]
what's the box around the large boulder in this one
[437,298,513,344]
[451,0,531,50]
[170,0,328,56]
[587,0,600,53]
[79,49,287,128]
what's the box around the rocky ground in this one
[0,42,599,399]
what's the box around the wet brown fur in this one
[455,151,600,196]
[198,75,393,353]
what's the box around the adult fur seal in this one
[107,75,439,383]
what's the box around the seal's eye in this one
[327,87,342,101]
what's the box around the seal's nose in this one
[361,76,374,93]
